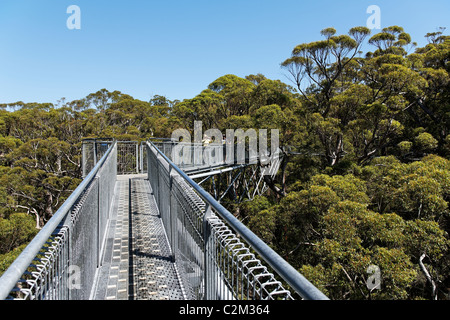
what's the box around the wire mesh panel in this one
[117,142,139,174]
[0,142,118,300]
[204,216,292,300]
[69,178,100,300]
[8,226,70,300]
[82,139,114,177]
[98,146,118,257]
[140,141,148,174]
[171,172,207,299]
[82,140,95,178]
[82,140,141,176]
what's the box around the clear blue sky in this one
[0,0,448,104]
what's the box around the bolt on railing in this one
[146,140,328,300]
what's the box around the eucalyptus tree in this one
[281,26,449,167]
[281,26,371,166]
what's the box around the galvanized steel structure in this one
[0,140,328,300]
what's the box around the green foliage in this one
[415,132,439,152]
[0,213,37,254]
[241,196,276,245]
[0,244,28,276]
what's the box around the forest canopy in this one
[0,26,449,300]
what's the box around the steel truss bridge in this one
[0,139,328,300]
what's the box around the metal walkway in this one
[94,174,185,300]
[0,140,328,301]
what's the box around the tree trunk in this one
[419,253,437,300]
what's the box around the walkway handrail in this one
[0,140,118,300]
[146,140,328,300]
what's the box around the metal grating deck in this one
[93,174,186,300]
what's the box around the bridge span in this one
[0,140,328,301]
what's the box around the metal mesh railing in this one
[82,139,114,177]
[83,140,148,176]
[150,138,252,171]
[0,142,118,300]
[147,141,328,300]
[116,141,138,174]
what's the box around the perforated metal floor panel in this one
[93,177,130,300]
[129,177,186,300]
[94,175,186,300]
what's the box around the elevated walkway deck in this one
[93,174,186,300]
[0,140,327,301]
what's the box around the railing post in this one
[96,173,101,268]
[139,142,143,173]
[203,203,212,299]
[82,141,87,178]
[135,142,139,173]
[93,139,98,167]
[155,153,161,207]
[169,165,177,263]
